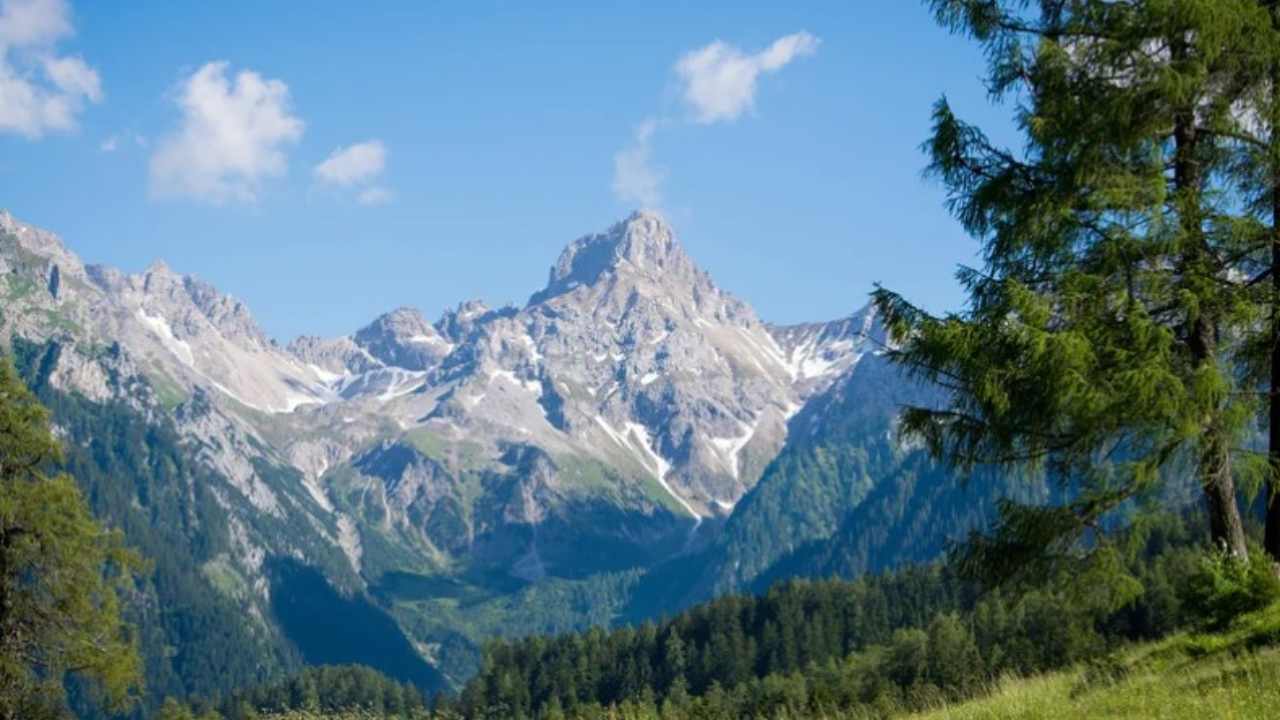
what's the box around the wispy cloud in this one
[315,139,385,184]
[314,139,392,206]
[99,134,115,152]
[0,0,102,138]
[611,31,818,210]
[612,118,663,210]
[675,31,819,124]
[356,186,393,206]
[149,61,304,204]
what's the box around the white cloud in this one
[98,134,115,152]
[150,61,304,203]
[612,118,663,210]
[356,186,393,206]
[675,31,818,124]
[0,0,102,138]
[609,31,817,209]
[314,139,392,206]
[0,0,69,48]
[314,140,386,186]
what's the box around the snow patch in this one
[799,352,837,380]
[308,363,347,385]
[518,332,543,363]
[281,388,325,412]
[137,309,195,367]
[408,334,454,352]
[378,369,428,402]
[592,415,699,518]
[709,419,755,480]
[490,369,542,396]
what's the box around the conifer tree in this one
[875,0,1276,572]
[0,356,144,719]
[1232,0,1280,564]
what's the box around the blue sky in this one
[0,0,1017,340]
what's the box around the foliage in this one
[875,0,1280,574]
[9,339,296,715]
[157,696,223,720]
[1183,543,1280,630]
[701,353,975,596]
[909,604,1280,720]
[453,512,1217,719]
[220,665,429,720]
[147,605,1280,719]
[0,354,144,719]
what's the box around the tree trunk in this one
[1172,36,1250,558]
[1268,147,1280,561]
[1266,1,1280,563]
[1192,315,1250,557]
[1204,424,1251,556]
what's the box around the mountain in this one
[0,207,1000,696]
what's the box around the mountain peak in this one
[374,306,428,326]
[529,211,696,305]
[436,299,492,342]
[354,305,451,371]
[0,209,87,280]
[145,258,176,276]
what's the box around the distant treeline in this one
[163,512,1252,720]
[443,513,1210,719]
[216,665,429,719]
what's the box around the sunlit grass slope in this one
[911,602,1280,720]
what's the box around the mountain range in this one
[0,208,1021,697]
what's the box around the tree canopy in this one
[875,0,1280,575]
[0,355,144,719]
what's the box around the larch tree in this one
[0,356,144,720]
[1227,0,1280,564]
[874,0,1278,577]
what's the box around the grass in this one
[147,369,189,411]
[404,428,449,463]
[911,602,1280,719]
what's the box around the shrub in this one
[1183,545,1280,630]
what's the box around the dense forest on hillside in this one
[10,339,447,716]
[448,513,1239,719]
[148,512,1277,720]
[9,340,296,710]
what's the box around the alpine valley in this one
[0,208,1037,701]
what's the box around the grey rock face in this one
[435,299,492,344]
[0,207,884,589]
[766,303,883,398]
[353,307,453,371]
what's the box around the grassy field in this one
[911,603,1280,720]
